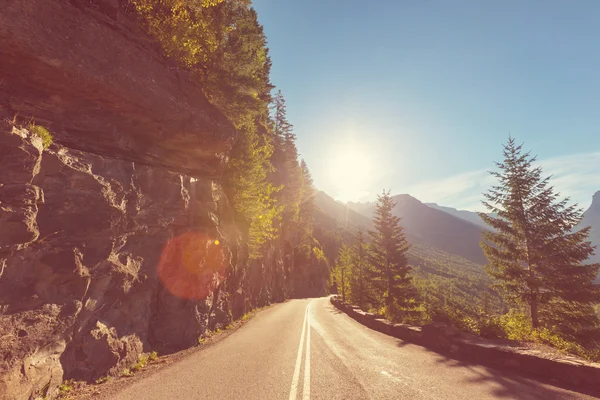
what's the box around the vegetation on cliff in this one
[130,0,329,295]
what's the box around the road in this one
[112,297,598,400]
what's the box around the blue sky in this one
[253,0,600,211]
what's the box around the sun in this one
[327,146,372,201]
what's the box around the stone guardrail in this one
[330,295,600,391]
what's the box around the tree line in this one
[332,138,600,358]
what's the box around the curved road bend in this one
[112,297,598,400]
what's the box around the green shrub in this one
[122,368,133,377]
[499,310,534,340]
[149,351,158,361]
[59,379,74,395]
[477,316,506,339]
[131,354,149,372]
[28,124,53,149]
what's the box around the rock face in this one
[0,1,288,399]
[0,0,236,178]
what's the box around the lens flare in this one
[158,231,227,300]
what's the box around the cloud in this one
[405,152,600,212]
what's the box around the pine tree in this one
[349,230,368,309]
[298,159,315,242]
[332,244,353,302]
[480,137,600,331]
[368,191,413,317]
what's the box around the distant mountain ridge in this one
[346,194,487,264]
[328,190,600,271]
[425,203,488,229]
[313,191,372,230]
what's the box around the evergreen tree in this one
[298,159,315,242]
[271,90,303,225]
[368,191,413,317]
[332,244,353,302]
[349,230,368,309]
[480,137,600,331]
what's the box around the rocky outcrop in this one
[0,0,235,178]
[0,1,288,399]
[0,123,240,399]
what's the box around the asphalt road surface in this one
[111,297,598,400]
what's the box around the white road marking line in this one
[289,304,308,400]
[303,302,311,400]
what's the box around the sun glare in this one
[327,146,372,202]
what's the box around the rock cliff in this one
[0,1,287,399]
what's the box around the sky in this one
[253,0,600,211]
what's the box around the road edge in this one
[330,296,600,394]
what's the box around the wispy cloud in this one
[405,152,600,212]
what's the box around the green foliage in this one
[28,123,53,149]
[122,368,133,377]
[410,243,504,331]
[131,354,149,372]
[133,0,281,259]
[149,351,158,361]
[58,380,74,396]
[368,190,416,320]
[95,376,111,384]
[312,246,326,261]
[331,244,353,302]
[348,230,368,309]
[480,137,600,332]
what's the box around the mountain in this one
[579,191,600,266]
[313,191,372,230]
[346,194,487,264]
[425,203,488,229]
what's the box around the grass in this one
[27,123,53,149]
[58,379,74,396]
[131,354,149,372]
[149,351,158,361]
[95,376,111,384]
[121,368,133,378]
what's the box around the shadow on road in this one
[397,341,600,399]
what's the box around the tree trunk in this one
[341,269,345,302]
[531,293,539,328]
[359,263,363,308]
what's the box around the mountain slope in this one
[347,194,486,264]
[425,203,488,229]
[348,194,486,264]
[578,191,600,265]
[391,195,487,264]
[313,191,372,230]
